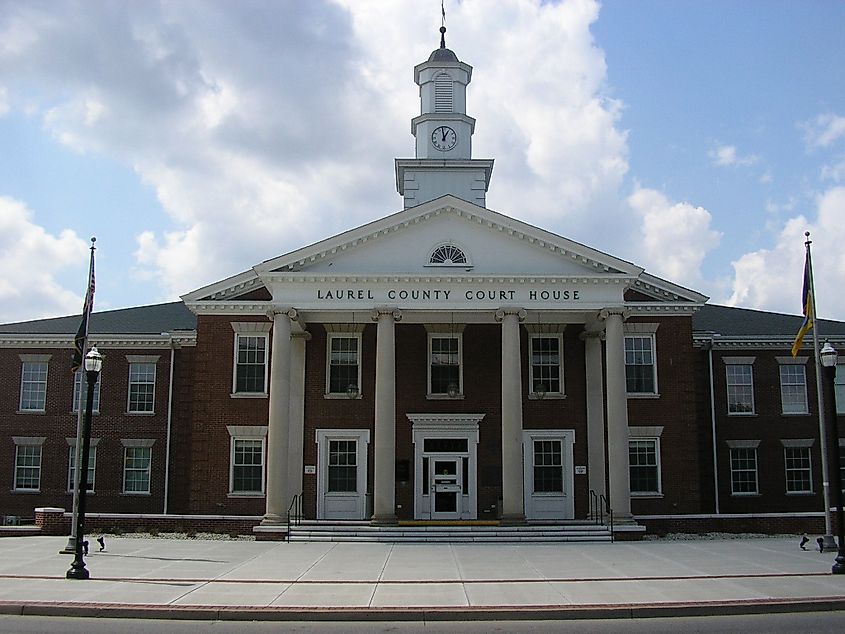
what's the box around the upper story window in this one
[325,326,364,398]
[127,357,157,414]
[19,355,50,412]
[725,357,755,415]
[778,359,808,414]
[427,325,464,398]
[624,332,657,395]
[427,243,469,267]
[527,327,565,398]
[231,322,272,396]
[434,72,453,112]
[73,369,101,414]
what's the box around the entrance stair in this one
[287,520,612,543]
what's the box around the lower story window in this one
[629,439,661,495]
[67,445,97,493]
[328,440,357,493]
[15,445,42,491]
[532,439,563,493]
[123,446,152,494]
[231,438,265,494]
[729,447,758,495]
[784,446,812,494]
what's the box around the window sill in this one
[324,393,362,400]
[528,393,566,400]
[120,492,151,496]
[11,489,40,494]
[781,412,811,417]
[16,410,45,415]
[71,412,100,416]
[727,413,758,417]
[230,393,268,399]
[626,393,660,400]
[426,393,465,400]
[228,492,265,498]
[631,492,664,498]
[786,491,815,496]
[67,491,95,495]
[729,493,761,497]
[126,411,156,416]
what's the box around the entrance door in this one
[430,456,463,520]
[316,429,370,520]
[522,430,575,520]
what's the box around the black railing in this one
[588,489,615,543]
[285,493,302,542]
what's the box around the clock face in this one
[431,126,457,151]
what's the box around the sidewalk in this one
[0,535,843,621]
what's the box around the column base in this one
[821,534,839,552]
[499,514,526,526]
[260,513,285,526]
[370,514,398,526]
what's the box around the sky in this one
[1,0,844,324]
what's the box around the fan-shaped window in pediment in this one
[428,243,470,267]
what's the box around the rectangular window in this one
[624,335,656,394]
[726,364,755,414]
[529,335,562,395]
[784,446,812,493]
[14,445,42,491]
[67,445,96,493]
[19,362,48,411]
[123,446,151,493]
[429,335,461,395]
[327,440,357,493]
[533,439,563,493]
[629,439,661,495]
[779,365,808,414]
[835,364,845,415]
[730,447,758,495]
[231,438,264,494]
[73,369,101,413]
[234,334,268,394]
[128,363,156,413]
[327,335,360,395]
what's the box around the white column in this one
[582,330,607,500]
[262,308,295,525]
[285,330,310,514]
[372,307,401,524]
[496,307,526,524]
[602,308,632,520]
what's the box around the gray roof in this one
[429,47,459,63]
[0,302,196,335]
[693,303,845,337]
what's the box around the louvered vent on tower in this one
[434,73,453,112]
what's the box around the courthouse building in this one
[2,33,844,538]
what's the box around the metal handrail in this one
[600,493,614,543]
[588,489,614,543]
[285,494,302,542]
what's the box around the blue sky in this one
[1,0,844,323]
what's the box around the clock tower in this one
[395,27,494,209]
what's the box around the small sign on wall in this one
[574,465,587,475]
[304,465,316,474]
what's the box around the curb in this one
[0,597,844,622]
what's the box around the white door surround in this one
[316,429,370,520]
[523,429,575,520]
[408,413,484,520]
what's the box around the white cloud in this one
[802,113,845,149]
[727,186,845,316]
[821,158,845,182]
[0,86,8,117]
[0,196,88,322]
[627,187,721,289]
[708,144,759,167]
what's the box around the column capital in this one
[372,307,402,322]
[494,307,527,323]
[266,307,298,322]
[599,307,629,322]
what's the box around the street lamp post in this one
[819,342,845,575]
[66,346,103,580]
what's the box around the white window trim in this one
[315,429,371,520]
[73,369,101,414]
[727,441,760,496]
[126,356,159,415]
[781,440,814,495]
[121,439,154,495]
[66,438,100,494]
[725,362,756,416]
[226,425,267,497]
[325,331,363,398]
[18,355,51,413]
[231,329,270,397]
[777,360,809,415]
[527,331,565,399]
[628,426,664,497]
[623,328,659,397]
[426,330,464,399]
[12,437,45,493]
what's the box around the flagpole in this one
[805,232,836,548]
[60,237,96,555]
